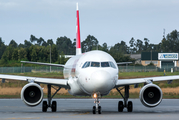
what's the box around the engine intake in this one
[139,84,162,107]
[21,83,43,107]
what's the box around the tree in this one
[30,35,38,43]
[59,51,65,64]
[31,48,38,61]
[109,41,129,55]
[18,48,27,60]
[9,40,18,48]
[51,45,58,62]
[24,40,32,48]
[3,47,14,60]
[47,39,54,45]
[12,49,18,60]
[160,30,179,52]
[18,43,25,48]
[42,41,48,47]
[82,35,98,52]
[101,43,108,52]
[0,38,6,59]
[37,37,45,46]
[38,46,46,62]
[135,39,143,53]
[56,36,74,55]
[129,37,136,53]
[143,38,150,51]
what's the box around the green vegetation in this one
[1,29,179,66]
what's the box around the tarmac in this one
[0,99,179,120]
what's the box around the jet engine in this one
[139,84,162,107]
[21,83,43,107]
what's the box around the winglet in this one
[76,3,82,55]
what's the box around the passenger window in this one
[109,62,116,69]
[82,62,90,68]
[101,62,110,67]
[91,62,100,67]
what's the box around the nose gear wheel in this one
[92,92,102,114]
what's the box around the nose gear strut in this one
[92,92,102,114]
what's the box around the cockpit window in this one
[109,62,116,69]
[101,62,110,67]
[91,62,100,67]
[82,61,116,69]
[82,62,90,68]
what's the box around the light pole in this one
[50,44,51,72]
[151,50,152,63]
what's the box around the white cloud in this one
[0,1,19,10]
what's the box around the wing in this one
[115,75,179,88]
[21,61,65,67]
[117,62,132,65]
[0,74,69,89]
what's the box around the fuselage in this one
[63,50,118,96]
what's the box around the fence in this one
[0,66,63,73]
[0,66,178,73]
[118,66,157,72]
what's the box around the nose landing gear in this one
[92,92,102,114]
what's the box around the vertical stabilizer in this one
[76,3,82,55]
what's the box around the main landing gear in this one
[92,92,102,114]
[42,84,61,112]
[116,85,133,112]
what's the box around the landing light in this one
[93,93,97,98]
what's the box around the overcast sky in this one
[0,0,179,47]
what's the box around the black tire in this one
[118,101,124,112]
[98,106,102,114]
[127,101,133,112]
[42,101,47,112]
[51,101,57,112]
[93,106,96,114]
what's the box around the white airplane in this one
[1,3,179,114]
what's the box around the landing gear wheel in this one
[127,101,133,112]
[98,106,102,114]
[118,101,124,112]
[51,101,57,112]
[93,106,96,114]
[42,101,47,112]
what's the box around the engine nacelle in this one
[139,84,162,107]
[21,83,43,107]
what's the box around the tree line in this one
[0,29,178,66]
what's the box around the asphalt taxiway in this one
[0,99,179,120]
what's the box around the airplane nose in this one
[91,70,113,92]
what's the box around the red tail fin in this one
[76,3,82,55]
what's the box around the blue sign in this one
[158,53,178,60]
